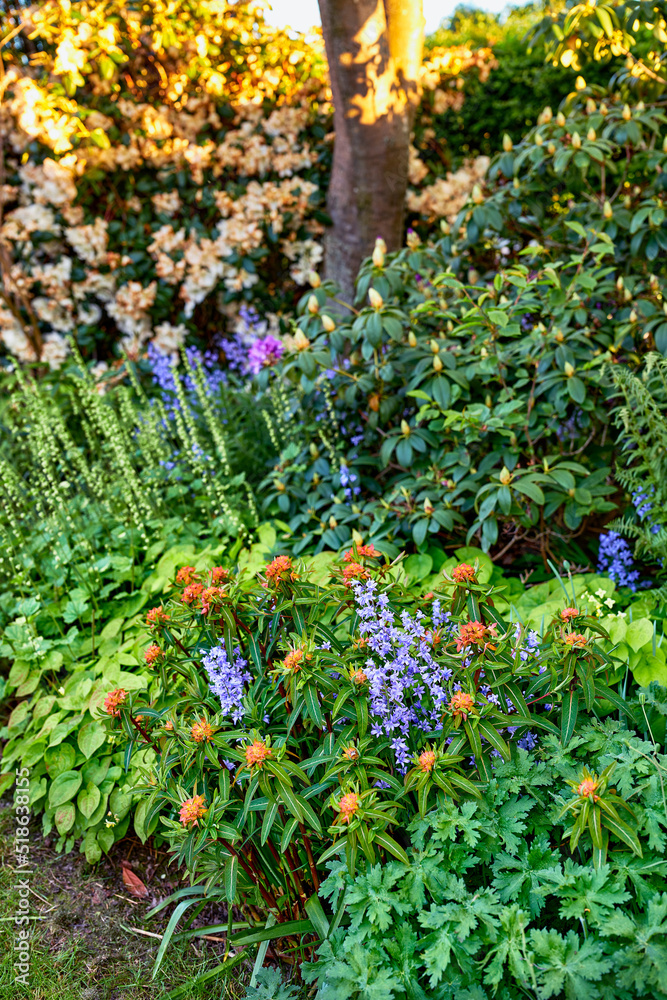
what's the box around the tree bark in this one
[318,0,424,304]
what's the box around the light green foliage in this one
[0,358,255,855]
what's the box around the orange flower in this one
[265,555,294,584]
[343,562,369,584]
[343,543,380,562]
[560,607,580,622]
[418,749,437,772]
[165,720,174,731]
[146,606,170,628]
[342,745,360,761]
[199,586,226,613]
[144,643,162,666]
[577,777,599,799]
[449,691,475,719]
[452,563,476,583]
[563,632,587,647]
[191,719,214,742]
[336,791,360,823]
[176,566,199,586]
[245,739,272,768]
[350,669,368,686]
[104,688,127,717]
[455,620,498,652]
[179,794,207,827]
[181,582,204,605]
[211,566,231,584]
[283,648,305,672]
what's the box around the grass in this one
[0,804,256,999]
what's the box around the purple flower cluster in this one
[597,531,639,591]
[223,304,283,377]
[633,486,660,535]
[340,464,361,501]
[147,342,227,417]
[351,579,456,771]
[201,643,252,723]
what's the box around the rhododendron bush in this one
[0,0,499,369]
[110,548,640,926]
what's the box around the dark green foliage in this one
[608,353,667,579]
[303,704,667,999]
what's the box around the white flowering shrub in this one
[0,0,504,370]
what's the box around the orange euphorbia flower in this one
[191,719,214,742]
[452,563,476,583]
[104,688,127,716]
[245,739,272,768]
[179,794,207,827]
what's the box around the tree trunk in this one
[318,0,424,304]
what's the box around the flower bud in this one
[663,135,667,153]
[368,287,383,309]
[535,133,543,146]
[424,496,434,514]
[440,220,450,235]
[599,102,608,115]
[571,131,581,149]
[629,309,638,322]
[564,362,575,377]
[322,314,336,332]
[587,127,596,141]
[554,328,564,342]
[503,133,513,152]
[636,100,645,112]
[622,104,632,121]
[293,329,310,351]
[368,393,380,411]
[471,183,484,204]
[547,142,556,155]
[616,275,624,291]
[624,288,632,302]
[329,515,338,528]
[308,294,319,314]
[586,98,596,113]
[485,394,492,407]
[540,106,553,124]
[408,331,417,347]
[308,271,321,288]
[513,177,521,190]
[309,442,320,458]
[372,238,385,268]
[575,75,586,90]
[433,354,443,372]
[556,111,566,127]
[603,200,613,219]
[401,419,411,437]
[499,467,511,485]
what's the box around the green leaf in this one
[48,770,82,808]
[77,782,101,820]
[560,690,579,746]
[55,802,76,835]
[625,618,653,653]
[45,743,76,779]
[78,720,107,759]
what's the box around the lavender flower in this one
[597,531,639,591]
[201,644,252,722]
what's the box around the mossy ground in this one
[0,803,254,999]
